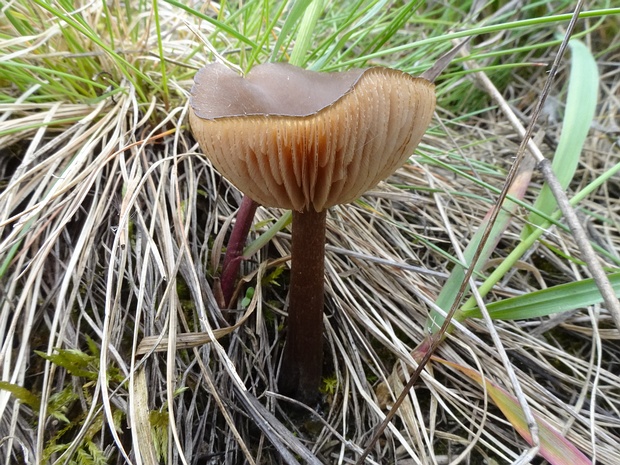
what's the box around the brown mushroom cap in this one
[189,62,435,212]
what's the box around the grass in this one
[1,1,620,464]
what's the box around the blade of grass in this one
[329,8,620,69]
[163,0,258,50]
[2,61,110,98]
[457,158,620,318]
[452,21,620,309]
[4,7,36,35]
[359,0,424,57]
[434,357,593,465]
[243,211,293,259]
[461,272,620,320]
[246,1,290,68]
[30,0,153,101]
[270,0,313,63]
[152,0,170,109]
[289,0,326,67]
[306,0,388,70]
[425,152,536,333]
[522,39,599,237]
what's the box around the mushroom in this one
[189,62,435,404]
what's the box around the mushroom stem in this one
[279,208,327,404]
[220,196,259,307]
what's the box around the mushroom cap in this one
[189,62,435,212]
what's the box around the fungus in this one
[190,62,435,404]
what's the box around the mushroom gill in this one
[189,62,436,212]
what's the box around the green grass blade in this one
[305,0,390,70]
[163,0,258,49]
[2,61,109,97]
[461,272,620,320]
[331,8,620,68]
[426,158,535,333]
[4,7,36,35]
[30,0,154,101]
[457,159,620,317]
[243,211,292,259]
[152,0,170,108]
[359,0,424,57]
[289,0,326,67]
[522,39,599,236]
[270,0,313,63]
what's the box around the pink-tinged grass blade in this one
[434,357,592,465]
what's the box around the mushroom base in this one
[278,208,327,405]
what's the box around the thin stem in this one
[538,159,620,329]
[220,196,259,307]
[278,208,327,404]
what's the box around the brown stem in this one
[278,208,327,404]
[219,196,259,308]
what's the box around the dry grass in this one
[1,2,620,465]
